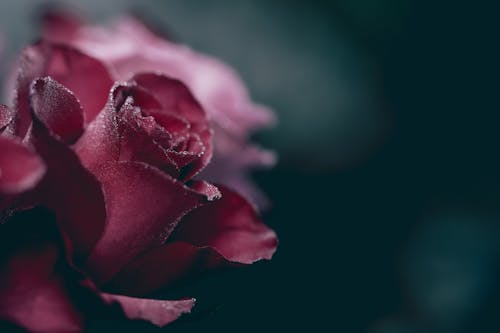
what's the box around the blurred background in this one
[0,1,499,332]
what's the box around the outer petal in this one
[50,16,275,137]
[107,186,276,296]
[0,209,85,333]
[198,128,277,208]
[100,293,194,327]
[85,161,216,284]
[30,77,84,144]
[13,41,112,136]
[171,185,278,264]
[0,136,46,195]
[25,117,106,259]
[0,208,193,331]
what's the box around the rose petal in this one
[30,77,84,144]
[107,186,276,296]
[85,161,214,284]
[198,130,277,207]
[133,73,213,179]
[26,118,106,258]
[0,136,46,195]
[100,293,194,327]
[133,73,206,124]
[74,83,178,176]
[0,209,85,333]
[14,42,112,135]
[0,105,13,132]
[40,8,82,43]
[74,87,121,171]
[171,185,278,264]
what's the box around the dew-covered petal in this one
[14,41,112,136]
[30,77,84,144]
[85,161,215,284]
[171,185,278,264]
[107,185,276,296]
[133,73,212,179]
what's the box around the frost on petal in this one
[14,41,112,136]
[30,77,84,144]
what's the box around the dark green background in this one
[1,1,499,332]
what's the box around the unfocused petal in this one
[100,293,194,327]
[0,209,85,333]
[0,136,45,195]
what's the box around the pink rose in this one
[0,12,277,332]
[41,11,277,207]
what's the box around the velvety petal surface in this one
[85,161,215,284]
[107,186,276,296]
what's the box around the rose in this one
[40,11,277,207]
[0,12,277,332]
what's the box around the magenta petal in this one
[14,42,112,135]
[189,180,221,201]
[171,185,278,264]
[108,186,276,296]
[40,9,82,43]
[74,90,120,171]
[133,73,213,179]
[30,77,84,144]
[85,161,213,284]
[100,293,194,327]
[133,73,206,124]
[74,83,176,174]
[0,136,46,195]
[26,119,106,258]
